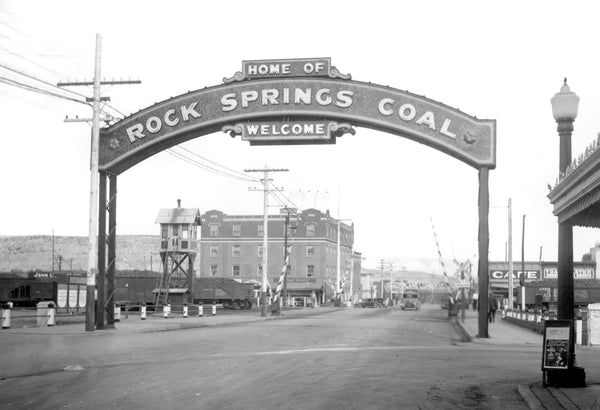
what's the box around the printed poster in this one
[542,321,570,370]
[57,284,68,308]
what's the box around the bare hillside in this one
[0,235,160,272]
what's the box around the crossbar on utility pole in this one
[246,166,288,317]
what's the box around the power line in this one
[0,75,89,105]
[0,62,88,99]
[176,145,259,182]
[167,148,256,182]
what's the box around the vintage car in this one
[401,290,421,310]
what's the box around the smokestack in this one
[177,199,181,208]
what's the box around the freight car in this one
[0,273,256,309]
[114,276,255,309]
[192,277,254,309]
[0,277,56,307]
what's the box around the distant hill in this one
[0,235,160,273]
[0,236,468,285]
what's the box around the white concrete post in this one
[48,304,56,326]
[1,305,10,329]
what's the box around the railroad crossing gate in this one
[95,58,496,335]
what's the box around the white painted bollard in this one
[47,303,56,326]
[163,304,169,319]
[212,302,216,316]
[198,304,204,317]
[141,304,147,320]
[183,304,188,318]
[1,304,10,329]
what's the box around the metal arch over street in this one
[99,76,496,175]
[95,58,495,339]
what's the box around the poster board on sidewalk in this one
[541,320,571,370]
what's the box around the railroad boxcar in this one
[0,277,56,307]
[192,277,254,309]
[112,276,255,309]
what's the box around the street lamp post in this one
[550,78,585,387]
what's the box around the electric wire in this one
[0,20,273,190]
[177,145,259,182]
[0,62,89,99]
[0,75,89,105]
[166,148,257,182]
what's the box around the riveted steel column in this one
[478,167,490,338]
[106,173,117,327]
[96,172,107,329]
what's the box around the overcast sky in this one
[1,1,600,270]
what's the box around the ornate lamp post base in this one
[546,367,586,388]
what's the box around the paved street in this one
[0,304,553,409]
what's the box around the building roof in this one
[155,207,201,225]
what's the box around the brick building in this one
[198,208,361,306]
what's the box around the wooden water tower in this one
[154,199,201,304]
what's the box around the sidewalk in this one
[455,308,600,409]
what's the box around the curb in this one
[451,316,473,343]
[517,385,543,410]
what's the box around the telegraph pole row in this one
[58,33,140,332]
[245,166,288,317]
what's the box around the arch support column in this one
[106,173,117,326]
[477,167,490,338]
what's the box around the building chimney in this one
[177,199,181,208]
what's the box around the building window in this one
[210,265,218,276]
[257,224,264,236]
[307,223,315,237]
[258,264,263,277]
[210,245,218,257]
[232,265,240,276]
[257,245,263,258]
[307,265,315,277]
[209,224,219,237]
[232,245,241,257]
[233,224,241,237]
[161,225,168,238]
[306,245,315,257]
[182,225,189,239]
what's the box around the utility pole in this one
[508,198,514,310]
[58,34,141,332]
[281,207,296,312]
[521,214,526,310]
[52,229,55,273]
[388,262,394,304]
[246,166,287,317]
[378,259,387,299]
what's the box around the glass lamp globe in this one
[551,78,580,121]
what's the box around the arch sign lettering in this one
[95,58,496,338]
[99,58,495,174]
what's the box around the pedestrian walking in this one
[488,293,497,323]
[472,292,478,311]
